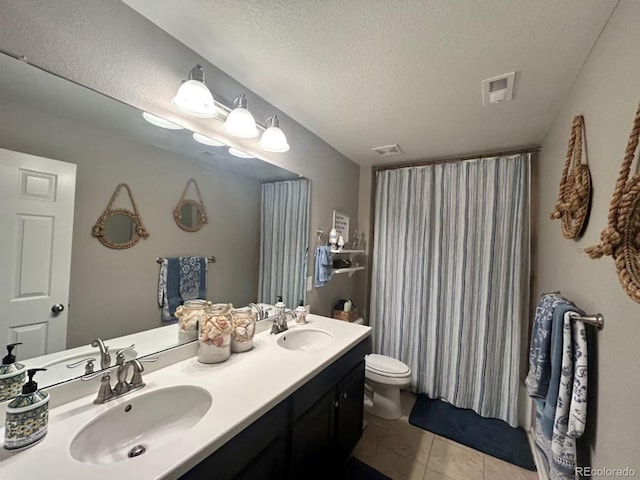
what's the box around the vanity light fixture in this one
[259,115,290,152]
[192,132,225,147]
[142,112,184,130]
[228,147,255,158]
[171,64,217,118]
[223,93,259,138]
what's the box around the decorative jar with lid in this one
[175,299,209,343]
[230,306,257,352]
[198,303,233,364]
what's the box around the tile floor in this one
[352,391,539,480]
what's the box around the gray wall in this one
[537,0,640,471]
[0,0,361,319]
[0,97,261,348]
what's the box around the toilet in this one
[364,354,412,419]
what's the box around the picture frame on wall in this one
[332,210,349,243]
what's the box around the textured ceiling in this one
[122,0,618,166]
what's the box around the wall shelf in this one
[329,248,366,254]
[331,266,365,277]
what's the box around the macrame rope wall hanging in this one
[550,115,592,239]
[585,99,640,303]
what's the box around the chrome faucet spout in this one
[249,303,266,320]
[91,338,111,370]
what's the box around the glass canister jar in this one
[230,306,257,353]
[198,303,233,364]
[175,299,209,343]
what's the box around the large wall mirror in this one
[0,52,310,398]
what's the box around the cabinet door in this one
[336,362,365,462]
[291,389,336,480]
[181,400,288,480]
[233,433,287,480]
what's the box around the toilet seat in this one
[365,354,410,378]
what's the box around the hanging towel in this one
[158,256,207,325]
[525,293,569,398]
[532,302,588,480]
[314,246,332,287]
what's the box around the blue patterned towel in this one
[533,302,587,480]
[158,256,207,325]
[525,293,569,398]
[314,246,332,287]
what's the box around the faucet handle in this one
[129,357,157,389]
[114,344,136,365]
[66,357,96,374]
[115,344,135,356]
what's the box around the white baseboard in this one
[528,430,549,480]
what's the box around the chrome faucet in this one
[270,311,294,335]
[83,356,157,404]
[249,303,269,321]
[91,338,111,370]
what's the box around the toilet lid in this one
[365,354,410,376]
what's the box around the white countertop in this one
[0,315,371,479]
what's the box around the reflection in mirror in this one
[173,178,208,232]
[0,51,309,397]
[103,212,137,244]
[258,179,311,307]
[92,183,149,249]
[178,202,202,229]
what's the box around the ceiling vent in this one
[482,72,516,106]
[372,144,403,157]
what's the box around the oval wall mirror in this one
[92,183,149,249]
[174,178,208,232]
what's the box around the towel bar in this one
[156,256,216,264]
[568,312,604,330]
[540,291,604,330]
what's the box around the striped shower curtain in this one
[370,154,530,427]
[258,179,311,307]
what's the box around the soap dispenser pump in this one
[4,368,49,451]
[0,343,27,401]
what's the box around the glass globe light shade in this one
[171,79,217,118]
[224,107,259,138]
[259,126,290,152]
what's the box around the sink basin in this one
[277,329,334,351]
[70,386,211,464]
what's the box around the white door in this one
[0,148,76,359]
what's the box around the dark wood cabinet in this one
[181,338,367,480]
[336,364,365,462]
[291,388,336,480]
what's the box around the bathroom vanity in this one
[183,335,367,480]
[0,315,371,480]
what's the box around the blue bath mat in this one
[341,457,391,480]
[409,395,536,471]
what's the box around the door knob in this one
[51,303,65,314]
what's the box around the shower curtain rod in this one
[372,146,540,172]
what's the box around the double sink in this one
[68,327,334,465]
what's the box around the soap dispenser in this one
[4,368,49,451]
[0,343,27,401]
[275,296,286,315]
[295,300,307,325]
